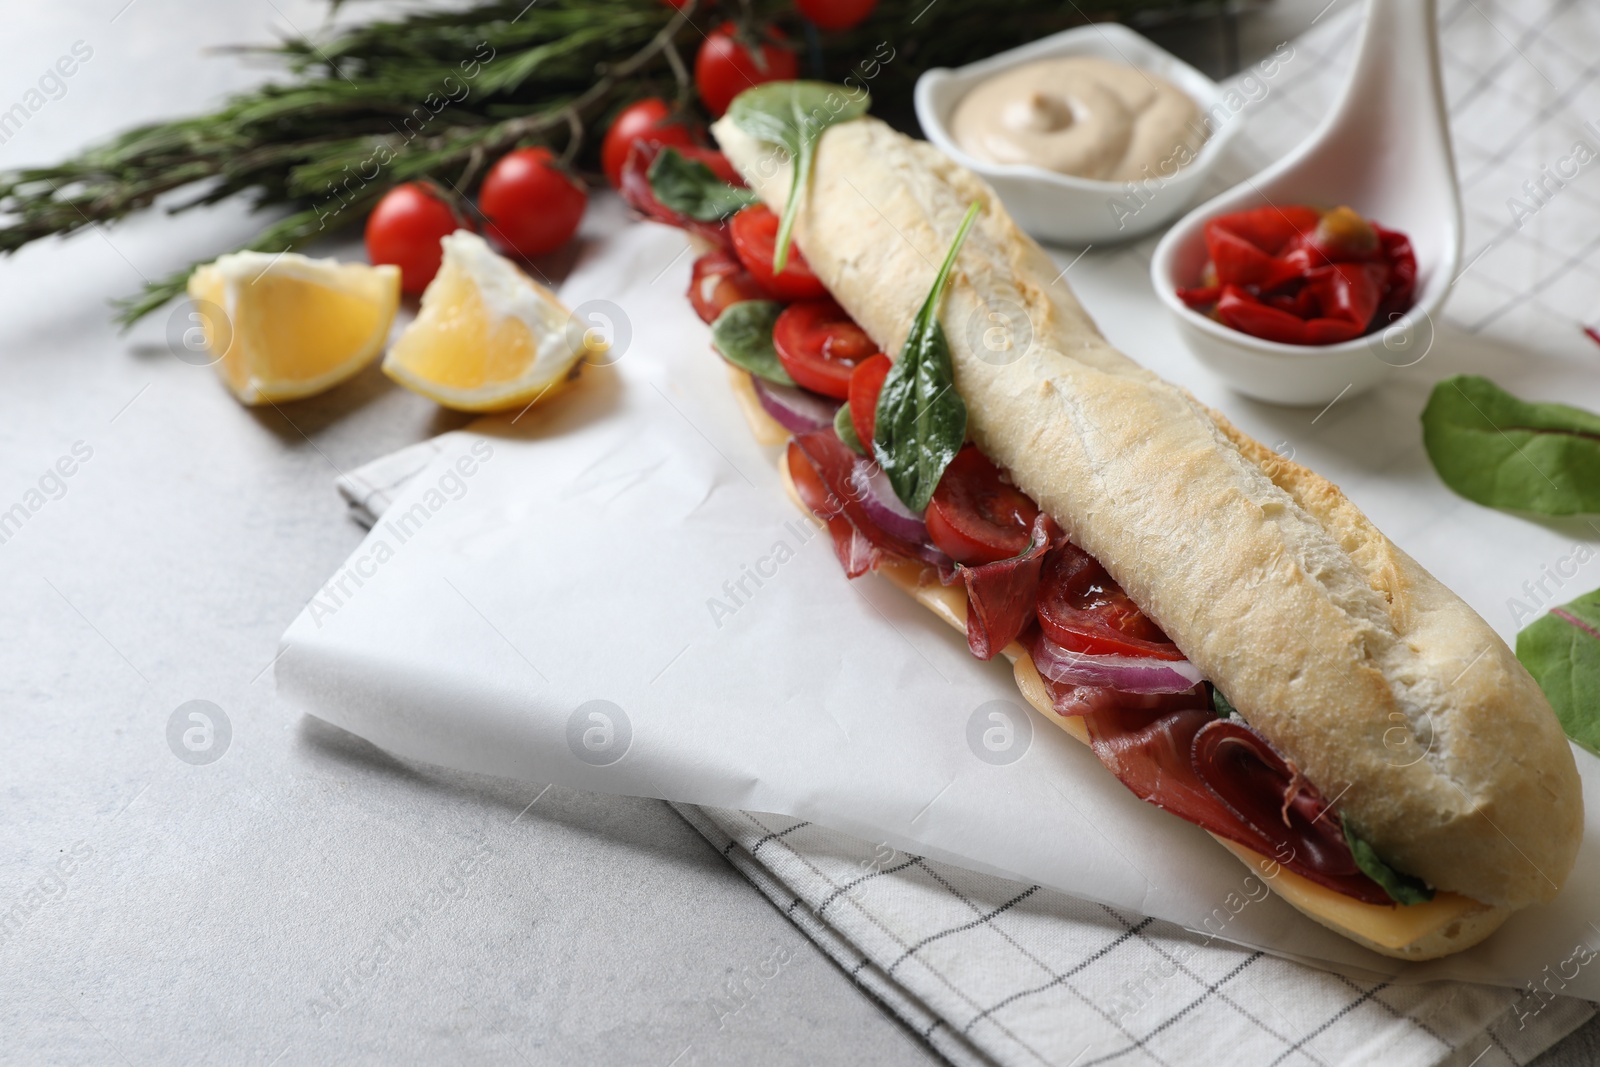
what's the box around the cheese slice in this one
[726,368,791,446]
[776,452,1508,960]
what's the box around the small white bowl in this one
[914,22,1246,245]
[1149,0,1459,406]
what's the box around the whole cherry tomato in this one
[796,0,878,31]
[695,22,798,118]
[925,447,1040,566]
[364,183,468,295]
[601,98,696,190]
[728,204,825,300]
[478,147,587,258]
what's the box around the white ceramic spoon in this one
[1150,0,1460,406]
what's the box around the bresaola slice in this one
[619,140,736,250]
[958,513,1057,660]
[788,429,953,575]
[1075,696,1393,905]
[1191,720,1373,880]
[787,437,879,578]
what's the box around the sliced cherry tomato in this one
[925,447,1041,566]
[729,204,826,300]
[478,147,587,258]
[601,98,696,189]
[797,0,878,30]
[847,352,891,449]
[772,298,877,398]
[687,249,768,324]
[1036,541,1182,659]
[695,22,799,118]
[364,183,469,295]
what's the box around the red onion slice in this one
[750,376,839,433]
[1031,633,1203,694]
[849,459,929,543]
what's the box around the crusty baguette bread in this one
[713,114,1583,912]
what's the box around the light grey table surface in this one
[0,2,1593,1065]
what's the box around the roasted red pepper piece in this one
[1203,205,1320,286]
[1216,286,1318,345]
[1176,285,1221,310]
[1374,225,1417,326]
[1186,204,1415,346]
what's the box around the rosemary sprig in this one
[0,0,1206,326]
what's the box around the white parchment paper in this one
[276,216,1600,998]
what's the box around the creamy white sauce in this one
[951,56,1205,182]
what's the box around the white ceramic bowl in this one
[1150,0,1459,407]
[914,23,1245,245]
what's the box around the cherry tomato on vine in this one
[695,22,798,118]
[796,0,878,31]
[728,204,825,301]
[478,147,587,258]
[772,298,877,398]
[364,183,468,295]
[1035,541,1182,659]
[925,447,1040,566]
[847,352,891,449]
[601,98,696,189]
[687,249,768,324]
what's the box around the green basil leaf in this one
[873,202,980,512]
[1342,818,1435,905]
[1421,375,1600,515]
[1211,687,1239,720]
[834,400,866,455]
[710,300,794,386]
[1516,585,1600,757]
[647,147,757,222]
[726,81,870,274]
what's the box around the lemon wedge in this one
[186,251,399,405]
[382,230,589,412]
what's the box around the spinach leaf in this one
[1517,586,1600,757]
[1343,818,1435,905]
[710,300,794,386]
[647,147,757,222]
[726,81,870,273]
[873,202,980,512]
[834,400,866,455]
[1211,687,1240,720]
[1421,375,1600,515]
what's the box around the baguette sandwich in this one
[621,83,1583,960]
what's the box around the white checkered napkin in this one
[673,806,1593,1067]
